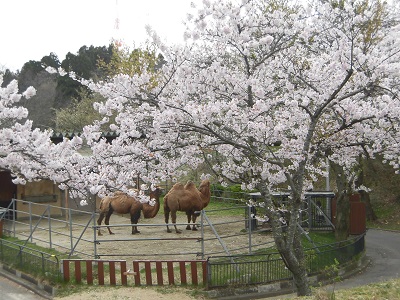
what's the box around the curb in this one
[0,263,55,299]
[206,253,370,299]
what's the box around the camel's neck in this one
[143,199,160,218]
[200,190,211,208]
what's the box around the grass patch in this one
[205,200,246,217]
[290,278,400,300]
[367,200,400,231]
[302,232,336,248]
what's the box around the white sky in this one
[0,0,197,72]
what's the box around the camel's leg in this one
[97,213,105,236]
[131,210,141,234]
[191,213,200,231]
[164,207,173,233]
[186,212,192,230]
[171,211,182,234]
[105,210,114,235]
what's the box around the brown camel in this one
[164,179,211,233]
[97,187,163,236]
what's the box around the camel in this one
[97,187,163,236]
[164,179,211,233]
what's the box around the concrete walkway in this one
[260,228,400,299]
[335,228,400,289]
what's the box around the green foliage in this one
[40,52,60,69]
[98,43,163,79]
[302,232,336,248]
[322,258,341,284]
[227,184,243,193]
[54,88,110,132]
[54,43,164,131]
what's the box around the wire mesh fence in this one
[207,233,365,288]
[0,238,60,283]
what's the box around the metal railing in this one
[0,239,60,283]
[207,234,365,288]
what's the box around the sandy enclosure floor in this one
[6,212,274,299]
[7,210,273,261]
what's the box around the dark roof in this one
[51,131,119,144]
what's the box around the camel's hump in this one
[184,181,198,190]
[171,182,185,189]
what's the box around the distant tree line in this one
[0,43,163,132]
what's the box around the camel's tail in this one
[98,198,112,212]
[99,199,105,210]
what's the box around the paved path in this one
[0,273,46,300]
[262,228,400,299]
[335,228,400,289]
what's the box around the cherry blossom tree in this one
[56,0,399,295]
[0,74,95,205]
[4,0,399,296]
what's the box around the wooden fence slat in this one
[179,261,187,285]
[98,261,105,285]
[145,261,152,285]
[133,261,140,286]
[75,260,82,284]
[61,259,207,287]
[62,260,70,282]
[167,261,174,285]
[121,261,127,286]
[191,261,198,285]
[109,261,116,285]
[156,261,163,285]
[202,261,207,287]
[86,260,93,285]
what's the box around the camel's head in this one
[199,179,211,193]
[150,186,163,198]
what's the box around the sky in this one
[0,0,197,72]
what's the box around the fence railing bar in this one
[97,252,201,257]
[68,214,96,258]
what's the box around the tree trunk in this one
[258,182,311,296]
[360,190,377,221]
[334,192,350,241]
[292,228,312,295]
[331,162,351,241]
[271,213,312,296]
[355,157,377,221]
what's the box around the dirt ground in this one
[10,211,273,261]
[6,210,273,299]
[54,285,209,300]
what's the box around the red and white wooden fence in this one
[62,259,208,287]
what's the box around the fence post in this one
[202,261,208,287]
[191,261,198,285]
[201,210,205,259]
[250,205,253,254]
[98,261,104,285]
[120,261,127,286]
[47,205,52,248]
[109,261,116,285]
[62,260,70,282]
[69,208,73,252]
[133,261,141,286]
[156,261,163,285]
[29,202,33,242]
[179,261,187,285]
[86,261,93,285]
[93,211,98,259]
[167,261,174,285]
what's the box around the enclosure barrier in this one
[207,233,365,288]
[62,259,208,287]
[0,238,60,282]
